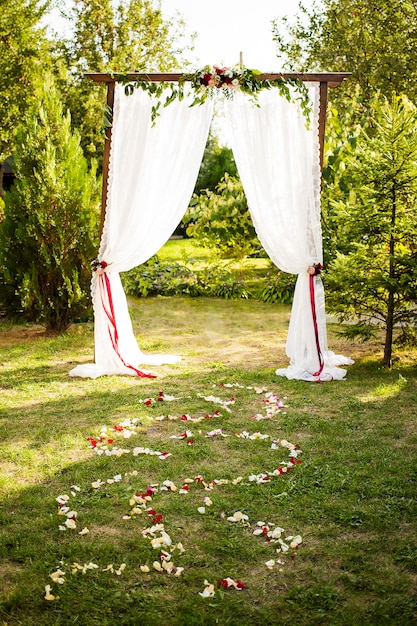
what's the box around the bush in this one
[257,269,297,304]
[122,257,206,298]
[184,174,263,260]
[122,256,296,304]
[124,257,248,300]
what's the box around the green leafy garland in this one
[118,65,311,125]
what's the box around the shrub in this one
[184,174,263,260]
[257,269,296,304]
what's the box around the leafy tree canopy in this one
[50,0,193,162]
[185,174,262,261]
[0,0,51,163]
[58,0,192,74]
[272,0,417,103]
[194,133,238,195]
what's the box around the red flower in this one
[107,439,114,444]
[153,514,163,524]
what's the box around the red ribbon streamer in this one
[98,272,156,378]
[309,273,324,380]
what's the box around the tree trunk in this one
[0,161,4,199]
[384,285,394,368]
[384,185,397,368]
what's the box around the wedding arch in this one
[69,69,354,382]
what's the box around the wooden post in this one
[318,81,329,171]
[100,81,115,239]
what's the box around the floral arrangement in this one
[120,64,311,125]
[307,263,323,276]
[192,64,245,92]
[91,259,108,273]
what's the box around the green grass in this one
[0,296,416,625]
[156,238,211,264]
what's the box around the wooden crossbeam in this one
[87,72,351,233]
[86,72,350,84]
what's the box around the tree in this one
[272,0,417,103]
[0,74,100,332]
[320,88,373,264]
[185,174,262,260]
[194,134,238,195]
[0,0,51,195]
[51,0,193,162]
[64,0,190,73]
[324,95,417,367]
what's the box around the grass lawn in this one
[157,238,270,272]
[0,295,416,625]
[156,238,211,264]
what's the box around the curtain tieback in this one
[308,266,324,380]
[97,269,156,379]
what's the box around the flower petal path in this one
[46,383,304,602]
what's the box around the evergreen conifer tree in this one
[0,74,100,331]
[324,95,417,366]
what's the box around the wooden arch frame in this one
[87,72,351,233]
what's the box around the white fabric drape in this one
[70,80,353,381]
[70,85,213,378]
[225,84,353,380]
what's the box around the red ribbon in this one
[309,273,324,380]
[98,271,156,378]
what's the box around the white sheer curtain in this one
[70,84,213,378]
[225,84,353,381]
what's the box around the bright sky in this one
[46,1,313,71]
[160,0,311,71]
